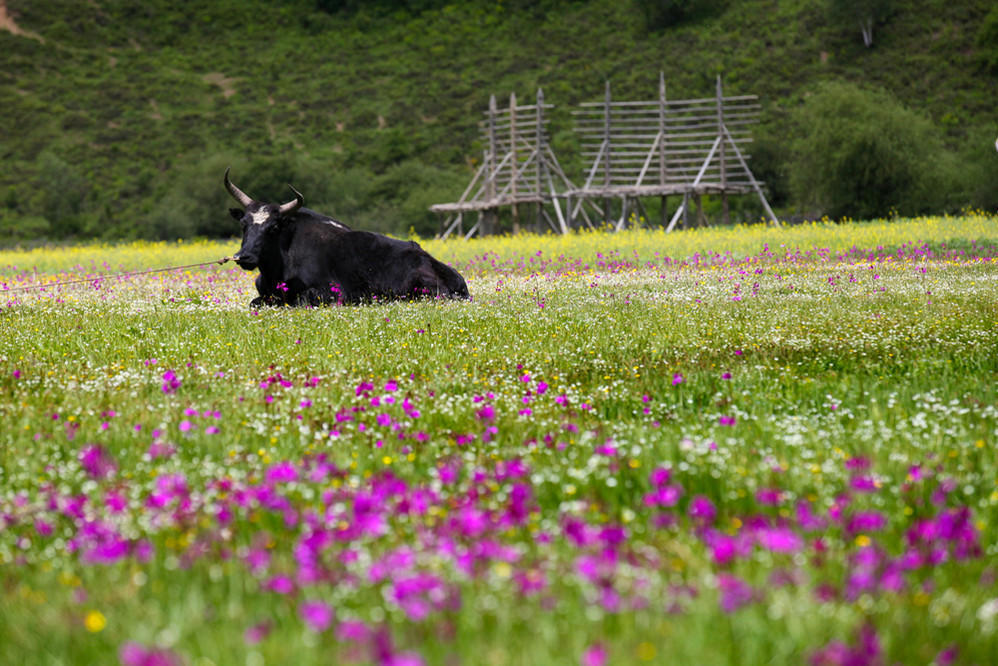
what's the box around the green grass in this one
[2,219,998,664]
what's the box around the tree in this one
[827,0,892,47]
[789,81,953,220]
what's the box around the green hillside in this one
[1,0,996,242]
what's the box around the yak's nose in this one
[233,254,257,270]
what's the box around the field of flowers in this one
[2,215,997,665]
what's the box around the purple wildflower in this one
[717,573,755,612]
[79,444,117,480]
[118,642,184,666]
[244,622,271,645]
[756,527,804,553]
[161,370,181,394]
[581,644,607,666]
[850,476,878,493]
[300,600,334,632]
[688,495,717,526]
[266,461,298,484]
[810,623,882,666]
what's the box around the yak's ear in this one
[229,208,243,220]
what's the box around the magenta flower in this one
[756,527,804,553]
[844,456,871,471]
[581,643,607,666]
[846,511,887,534]
[119,641,184,666]
[718,415,736,426]
[244,622,271,645]
[79,444,117,480]
[672,372,684,385]
[105,491,127,513]
[594,444,616,457]
[755,488,783,505]
[850,476,878,493]
[265,575,295,595]
[705,531,749,566]
[717,573,755,612]
[649,466,671,487]
[266,461,298,484]
[810,623,882,666]
[688,495,717,525]
[147,441,175,459]
[644,484,683,508]
[796,501,828,531]
[336,620,371,643]
[161,370,181,394]
[300,600,334,632]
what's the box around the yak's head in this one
[225,167,304,271]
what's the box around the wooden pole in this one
[603,80,612,227]
[485,94,498,236]
[717,75,729,226]
[510,92,519,234]
[721,123,780,226]
[659,71,668,228]
[536,88,545,233]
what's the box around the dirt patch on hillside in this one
[202,72,238,99]
[0,0,44,42]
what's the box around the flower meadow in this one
[2,215,998,665]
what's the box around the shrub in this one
[32,151,89,237]
[789,81,952,220]
[958,125,998,212]
[977,6,998,73]
[144,153,241,240]
[633,0,725,31]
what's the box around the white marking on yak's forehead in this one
[250,209,272,226]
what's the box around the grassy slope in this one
[0,0,995,240]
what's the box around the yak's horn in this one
[224,167,254,207]
[278,184,304,214]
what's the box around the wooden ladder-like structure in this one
[430,89,584,239]
[567,73,777,231]
[431,75,778,237]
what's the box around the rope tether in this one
[2,256,233,295]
